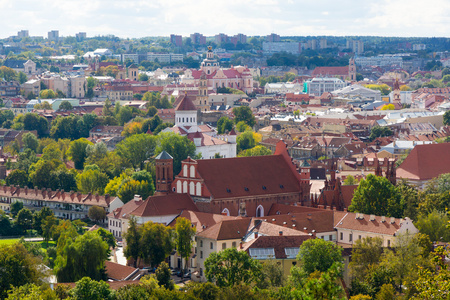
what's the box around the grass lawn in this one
[33,241,57,249]
[0,239,20,245]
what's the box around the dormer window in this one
[280,184,284,189]
[244,187,249,191]
[226,188,231,193]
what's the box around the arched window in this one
[190,165,195,177]
[183,165,188,177]
[256,205,264,217]
[183,181,188,193]
[189,182,195,195]
[222,208,230,216]
[196,182,202,196]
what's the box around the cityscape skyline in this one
[1,0,450,39]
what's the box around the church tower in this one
[154,151,174,195]
[127,64,139,81]
[196,71,209,112]
[349,58,356,81]
[200,46,220,75]
[393,78,401,104]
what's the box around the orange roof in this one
[197,218,251,240]
[175,95,197,111]
[105,261,140,281]
[129,193,198,217]
[167,210,241,233]
[334,212,404,235]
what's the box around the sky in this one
[1,0,450,39]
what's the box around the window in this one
[222,243,226,250]
[200,251,203,259]
[200,240,203,247]
[232,242,236,248]
[210,242,213,250]
[200,268,203,276]
[349,234,353,242]
[249,248,275,259]
[358,235,361,240]
[284,247,300,259]
[329,235,332,241]
[387,240,391,247]
[256,205,264,217]
[340,232,343,240]
[190,165,195,178]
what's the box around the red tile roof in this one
[243,235,313,259]
[197,218,251,240]
[334,212,406,235]
[105,261,140,281]
[175,95,197,111]
[167,210,241,233]
[397,143,450,181]
[129,193,198,217]
[108,199,143,219]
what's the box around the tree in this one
[94,227,116,250]
[445,110,450,126]
[139,73,149,81]
[260,259,285,288]
[23,113,48,137]
[76,169,109,194]
[297,238,343,275]
[155,262,174,290]
[217,117,233,134]
[116,134,157,169]
[10,201,23,216]
[33,206,53,235]
[59,101,73,111]
[381,104,395,110]
[0,66,17,81]
[139,221,174,267]
[70,277,114,300]
[0,243,46,299]
[22,132,39,152]
[17,208,34,232]
[117,179,154,203]
[369,126,393,141]
[68,138,93,170]
[237,130,256,153]
[54,231,109,282]
[5,169,29,187]
[118,106,133,125]
[39,90,57,99]
[238,145,272,157]
[349,237,384,280]
[17,71,28,84]
[175,217,196,274]
[41,215,58,247]
[204,247,262,287]
[343,175,358,185]
[123,216,141,268]
[88,206,106,223]
[232,106,255,127]
[348,174,403,218]
[155,132,197,176]
[6,283,56,299]
[416,210,450,242]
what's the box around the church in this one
[181,46,254,110]
[162,96,237,159]
[153,140,311,218]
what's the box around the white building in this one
[332,84,381,101]
[163,96,237,159]
[262,42,301,54]
[147,53,183,63]
[305,77,346,96]
[264,82,304,94]
[355,55,403,68]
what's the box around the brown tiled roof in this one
[175,95,197,111]
[243,235,312,259]
[108,199,143,219]
[397,143,450,181]
[129,193,198,217]
[267,203,324,215]
[105,261,140,281]
[197,218,251,240]
[253,220,310,236]
[334,212,402,235]
[195,154,301,199]
[312,66,349,77]
[167,210,241,233]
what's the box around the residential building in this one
[334,211,418,247]
[107,197,143,239]
[147,53,183,63]
[355,55,403,68]
[346,40,364,54]
[89,125,124,139]
[17,30,29,38]
[265,82,304,94]
[266,33,281,42]
[69,76,86,98]
[0,81,20,97]
[76,32,86,41]
[262,42,301,54]
[48,30,59,41]
[22,79,40,97]
[190,33,206,45]
[170,34,183,47]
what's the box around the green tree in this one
[369,126,393,141]
[416,210,450,242]
[260,259,285,288]
[68,138,94,170]
[155,132,197,176]
[33,206,53,235]
[116,134,157,169]
[0,66,17,81]
[17,208,34,232]
[297,238,343,275]
[59,101,73,111]
[39,90,57,99]
[16,71,28,84]
[94,227,116,250]
[41,215,58,247]
[349,174,403,218]
[23,113,48,137]
[139,221,174,267]
[204,247,262,287]
[343,175,358,185]
[117,179,154,203]
[6,283,57,300]
[10,201,23,216]
[70,277,114,300]
[238,145,272,157]
[217,117,233,134]
[232,106,255,127]
[138,73,149,81]
[118,106,133,125]
[88,206,106,223]
[444,111,450,126]
[5,169,29,187]
[349,237,384,280]
[76,169,109,194]
[155,261,174,290]
[0,243,46,299]
[54,231,109,282]
[237,130,256,153]
[22,132,39,152]
[175,217,196,273]
[123,216,141,268]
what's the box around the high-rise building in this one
[17,30,29,38]
[266,33,281,42]
[346,40,364,55]
[234,33,247,44]
[215,33,228,45]
[170,34,182,47]
[76,32,86,41]
[48,30,59,41]
[190,33,206,45]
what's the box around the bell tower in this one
[196,71,209,111]
[154,151,174,195]
[349,58,356,81]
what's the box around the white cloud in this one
[0,0,449,38]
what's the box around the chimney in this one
[239,242,243,249]
[279,231,283,236]
[370,214,375,221]
[355,213,359,219]
[95,193,100,202]
[343,207,348,212]
[254,232,258,238]
[390,217,395,224]
[381,216,386,223]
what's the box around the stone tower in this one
[196,71,209,111]
[349,58,356,81]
